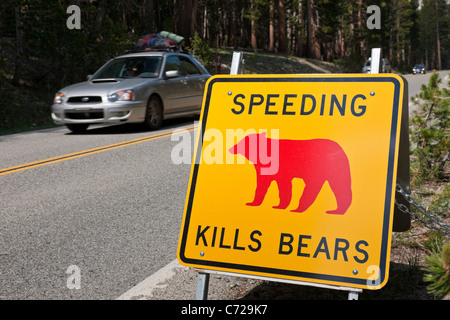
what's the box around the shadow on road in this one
[65,116,198,135]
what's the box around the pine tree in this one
[423,242,450,298]
[410,72,450,183]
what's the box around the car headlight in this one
[108,89,135,102]
[53,92,64,104]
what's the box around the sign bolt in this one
[228,91,232,96]
[352,269,358,275]
[370,91,375,96]
[200,251,205,257]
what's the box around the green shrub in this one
[187,32,214,67]
[423,242,450,298]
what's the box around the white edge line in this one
[116,259,187,300]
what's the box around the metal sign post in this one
[370,48,382,74]
[195,271,210,300]
[369,48,411,232]
[195,52,244,300]
[230,51,245,75]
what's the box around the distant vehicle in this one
[362,58,392,73]
[51,51,210,133]
[412,64,426,74]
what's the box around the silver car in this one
[51,51,210,133]
[361,57,392,73]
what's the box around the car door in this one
[160,55,190,115]
[178,56,208,112]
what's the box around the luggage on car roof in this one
[132,31,185,52]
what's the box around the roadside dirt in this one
[219,217,449,300]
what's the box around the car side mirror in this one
[165,70,180,79]
[86,75,93,81]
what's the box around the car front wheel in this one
[144,96,163,130]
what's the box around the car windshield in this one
[415,64,425,68]
[92,56,163,79]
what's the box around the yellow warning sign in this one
[177,74,406,290]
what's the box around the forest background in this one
[0,0,448,132]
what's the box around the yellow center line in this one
[0,126,195,176]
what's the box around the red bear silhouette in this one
[228,132,352,215]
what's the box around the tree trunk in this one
[269,0,275,52]
[295,0,303,56]
[190,0,198,38]
[203,5,208,39]
[177,0,194,39]
[278,0,286,53]
[12,6,23,86]
[93,0,107,37]
[148,0,154,32]
[307,0,320,59]
[230,0,237,48]
[435,0,441,70]
[357,0,364,56]
[250,0,257,50]
[396,4,401,65]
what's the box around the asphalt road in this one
[0,119,197,299]
[0,70,448,300]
